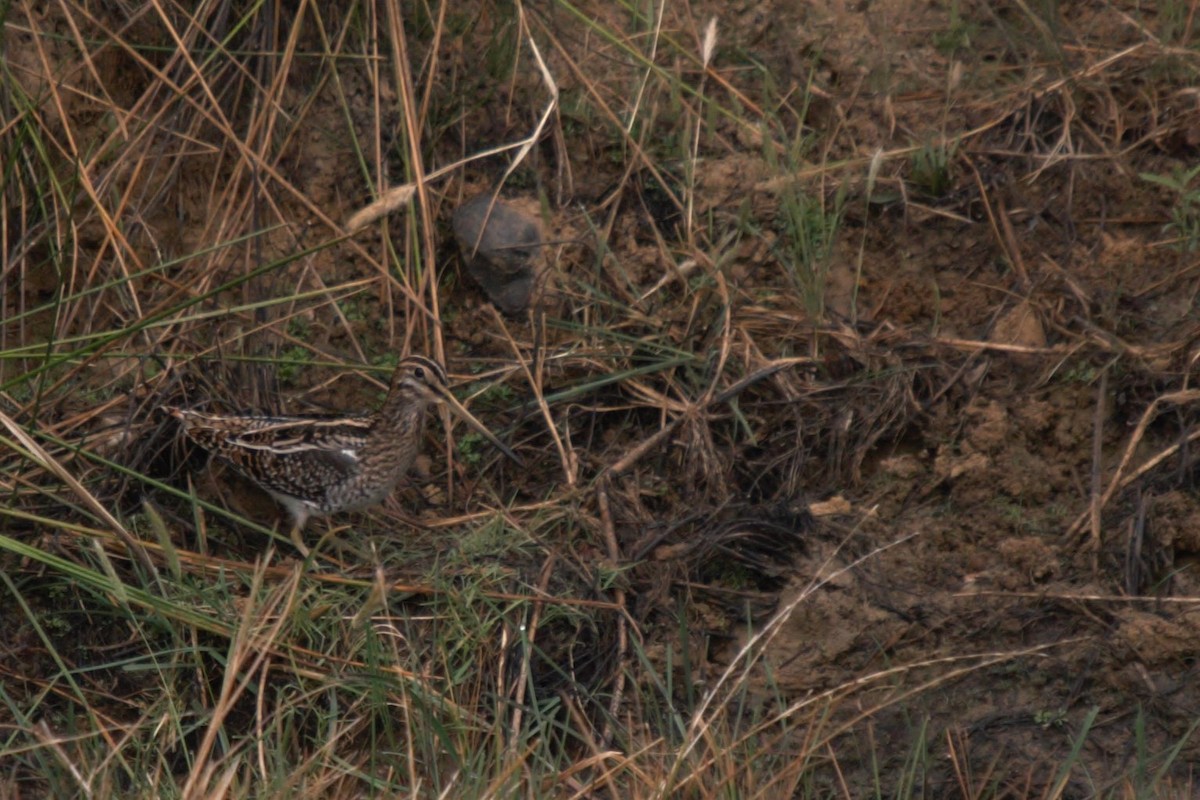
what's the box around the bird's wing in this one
[227,415,373,455]
[173,411,376,499]
[223,419,376,500]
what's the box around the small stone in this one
[991,299,1046,350]
[452,194,544,314]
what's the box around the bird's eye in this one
[413,367,426,380]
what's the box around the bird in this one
[165,354,516,555]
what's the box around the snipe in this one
[166,355,516,555]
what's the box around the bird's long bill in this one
[432,384,522,465]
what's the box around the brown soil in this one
[4,0,1200,795]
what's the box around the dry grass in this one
[3,0,1200,797]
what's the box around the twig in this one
[491,307,575,485]
[1088,369,1108,566]
[1067,389,1200,540]
[604,416,685,476]
[32,721,91,799]
[596,481,627,746]
[507,551,556,752]
[956,589,1200,604]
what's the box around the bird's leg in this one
[286,508,311,557]
[289,522,311,558]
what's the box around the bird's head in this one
[389,354,521,465]
[392,355,450,405]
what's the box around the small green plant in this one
[336,298,365,323]
[777,180,846,320]
[276,345,311,383]
[933,0,979,54]
[1140,165,1200,251]
[1035,707,1068,728]
[372,351,399,371]
[1058,359,1098,384]
[757,69,847,322]
[469,380,515,407]
[597,559,634,593]
[1157,0,1194,44]
[456,431,487,465]
[38,608,73,637]
[909,137,959,197]
[286,314,310,338]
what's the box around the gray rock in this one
[452,194,544,314]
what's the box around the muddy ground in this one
[4,0,1200,795]
[536,3,1200,789]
